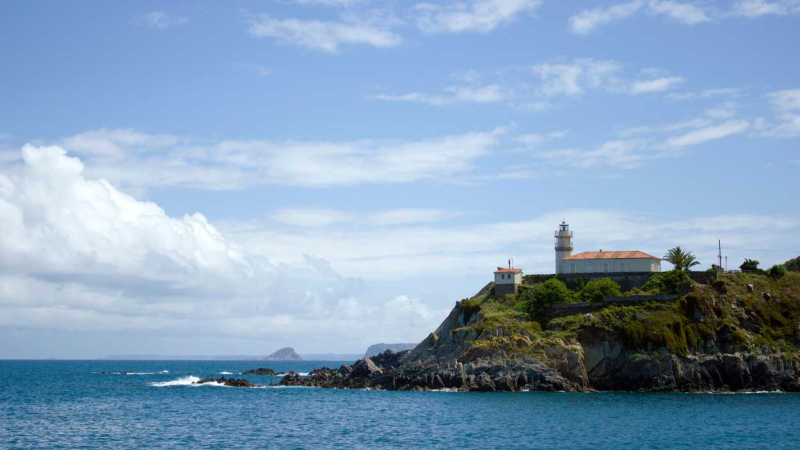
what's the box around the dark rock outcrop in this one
[243,368,276,376]
[194,377,261,388]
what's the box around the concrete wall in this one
[495,283,517,297]
[560,258,661,275]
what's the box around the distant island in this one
[256,347,303,361]
[364,343,417,358]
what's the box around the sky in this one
[1,0,799,358]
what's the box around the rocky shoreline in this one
[275,281,800,393]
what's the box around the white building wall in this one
[495,272,522,284]
[561,258,661,274]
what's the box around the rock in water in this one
[258,347,303,361]
[243,368,276,376]
[194,377,261,388]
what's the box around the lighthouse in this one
[554,221,573,274]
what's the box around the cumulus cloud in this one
[415,0,542,34]
[0,146,448,354]
[247,14,401,53]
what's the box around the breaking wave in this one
[219,371,233,375]
[150,376,201,387]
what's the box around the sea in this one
[1,360,799,449]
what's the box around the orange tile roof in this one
[494,267,523,273]
[563,251,659,260]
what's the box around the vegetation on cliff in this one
[461,271,800,360]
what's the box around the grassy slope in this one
[457,273,800,359]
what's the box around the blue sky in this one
[1,0,799,358]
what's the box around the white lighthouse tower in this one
[554,221,573,274]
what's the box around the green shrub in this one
[521,278,572,319]
[641,271,687,295]
[740,258,760,271]
[768,264,787,279]
[578,278,622,303]
[784,256,800,272]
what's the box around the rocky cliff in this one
[278,273,800,392]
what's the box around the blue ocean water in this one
[1,361,799,449]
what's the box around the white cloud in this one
[648,0,711,24]
[531,59,622,96]
[730,0,800,17]
[60,128,503,190]
[415,0,542,34]
[768,88,800,112]
[514,130,568,145]
[270,208,461,228]
[0,146,450,352]
[273,208,350,228]
[664,120,749,148]
[667,87,745,101]
[227,208,800,282]
[569,0,710,34]
[61,128,179,158]
[569,0,644,35]
[2,147,798,355]
[370,84,503,106]
[530,59,681,97]
[367,209,461,226]
[137,11,188,30]
[629,76,684,94]
[536,139,651,169]
[759,88,800,137]
[247,15,401,53]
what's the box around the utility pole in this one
[718,240,722,269]
[725,256,728,273]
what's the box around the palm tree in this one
[663,246,700,272]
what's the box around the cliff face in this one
[278,273,800,392]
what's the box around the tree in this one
[663,246,700,272]
[522,278,571,318]
[769,264,787,279]
[740,259,760,271]
[578,278,622,303]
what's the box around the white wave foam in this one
[150,376,200,387]
[161,370,170,374]
[275,372,309,377]
[219,371,233,375]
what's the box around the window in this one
[586,263,593,273]
[620,263,626,273]
[604,263,609,273]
